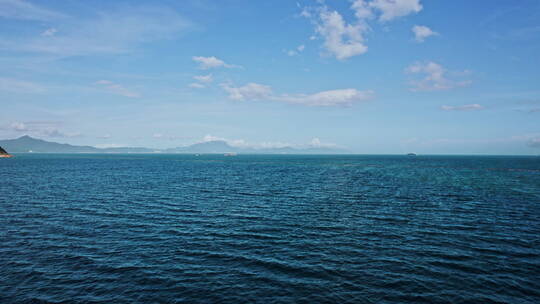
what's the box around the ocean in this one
[1,154,539,303]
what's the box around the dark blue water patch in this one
[1,154,539,303]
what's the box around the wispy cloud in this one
[189,74,213,88]
[491,25,540,41]
[43,129,81,138]
[441,104,484,111]
[277,88,374,107]
[199,134,283,149]
[5,121,80,138]
[221,82,373,107]
[0,0,65,21]
[406,61,471,91]
[412,25,437,42]
[9,122,28,131]
[0,4,192,57]
[95,80,140,98]
[221,83,273,101]
[287,44,305,56]
[309,137,338,148]
[40,27,57,37]
[201,134,227,143]
[0,77,45,93]
[193,74,213,83]
[188,82,205,89]
[192,56,240,69]
[152,133,192,141]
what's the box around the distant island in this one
[0,146,13,158]
[0,135,347,154]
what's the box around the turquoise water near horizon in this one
[1,154,539,303]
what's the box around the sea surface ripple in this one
[1,154,539,303]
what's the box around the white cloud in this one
[188,82,205,89]
[44,129,81,138]
[309,137,337,148]
[95,80,140,98]
[202,134,225,142]
[315,8,368,60]
[222,82,373,107]
[258,141,293,149]
[189,74,213,88]
[228,139,250,148]
[369,0,422,22]
[41,28,58,37]
[303,0,422,60]
[193,74,213,83]
[199,134,263,148]
[221,83,273,101]
[441,104,484,111]
[412,25,437,42]
[406,61,471,91]
[192,56,239,69]
[0,0,65,21]
[300,7,312,18]
[10,122,28,131]
[351,0,374,19]
[287,44,306,56]
[278,88,373,106]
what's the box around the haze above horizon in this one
[1,0,539,155]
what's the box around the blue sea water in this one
[1,154,539,303]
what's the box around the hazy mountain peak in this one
[0,136,346,154]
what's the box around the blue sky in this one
[1,0,539,154]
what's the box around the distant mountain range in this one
[0,136,347,154]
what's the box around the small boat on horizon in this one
[407,153,417,156]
